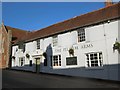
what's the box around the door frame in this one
[35,58,40,73]
[32,55,42,73]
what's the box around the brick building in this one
[0,23,10,68]
[0,23,28,69]
[5,26,29,68]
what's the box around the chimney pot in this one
[105,0,113,7]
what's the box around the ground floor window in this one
[86,52,103,67]
[66,57,77,65]
[19,57,25,66]
[52,55,61,66]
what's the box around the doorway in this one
[35,58,40,73]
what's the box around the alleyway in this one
[2,69,119,88]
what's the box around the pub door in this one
[35,58,40,73]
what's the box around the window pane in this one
[94,53,97,57]
[95,64,98,66]
[95,61,98,63]
[91,61,95,63]
[94,56,98,59]
[90,56,93,60]
[90,54,93,58]
[91,64,94,67]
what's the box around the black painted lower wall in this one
[11,64,120,81]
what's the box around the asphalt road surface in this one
[2,69,119,88]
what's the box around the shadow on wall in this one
[11,44,53,71]
[45,44,53,67]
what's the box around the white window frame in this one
[19,57,25,66]
[36,39,40,49]
[77,28,86,42]
[52,35,58,47]
[85,52,103,68]
[52,55,61,67]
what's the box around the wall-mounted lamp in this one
[107,20,110,23]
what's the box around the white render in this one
[11,20,120,81]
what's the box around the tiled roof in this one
[5,3,120,44]
[26,3,120,42]
[5,26,30,44]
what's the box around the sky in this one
[2,2,106,31]
[0,2,1,26]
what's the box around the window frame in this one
[85,52,103,68]
[77,28,86,42]
[52,35,58,47]
[52,55,61,67]
[36,39,40,49]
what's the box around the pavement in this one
[2,69,120,88]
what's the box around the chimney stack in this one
[105,0,113,7]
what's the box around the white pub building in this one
[11,3,120,81]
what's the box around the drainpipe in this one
[103,23,110,80]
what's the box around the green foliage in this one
[43,52,47,58]
[69,48,74,56]
[113,42,120,53]
[26,53,30,58]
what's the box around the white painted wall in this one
[104,21,119,65]
[11,20,119,81]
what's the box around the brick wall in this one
[0,24,10,68]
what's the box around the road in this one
[2,69,119,88]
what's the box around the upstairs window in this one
[18,41,25,52]
[86,52,103,67]
[36,39,40,49]
[78,28,85,42]
[52,35,58,47]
